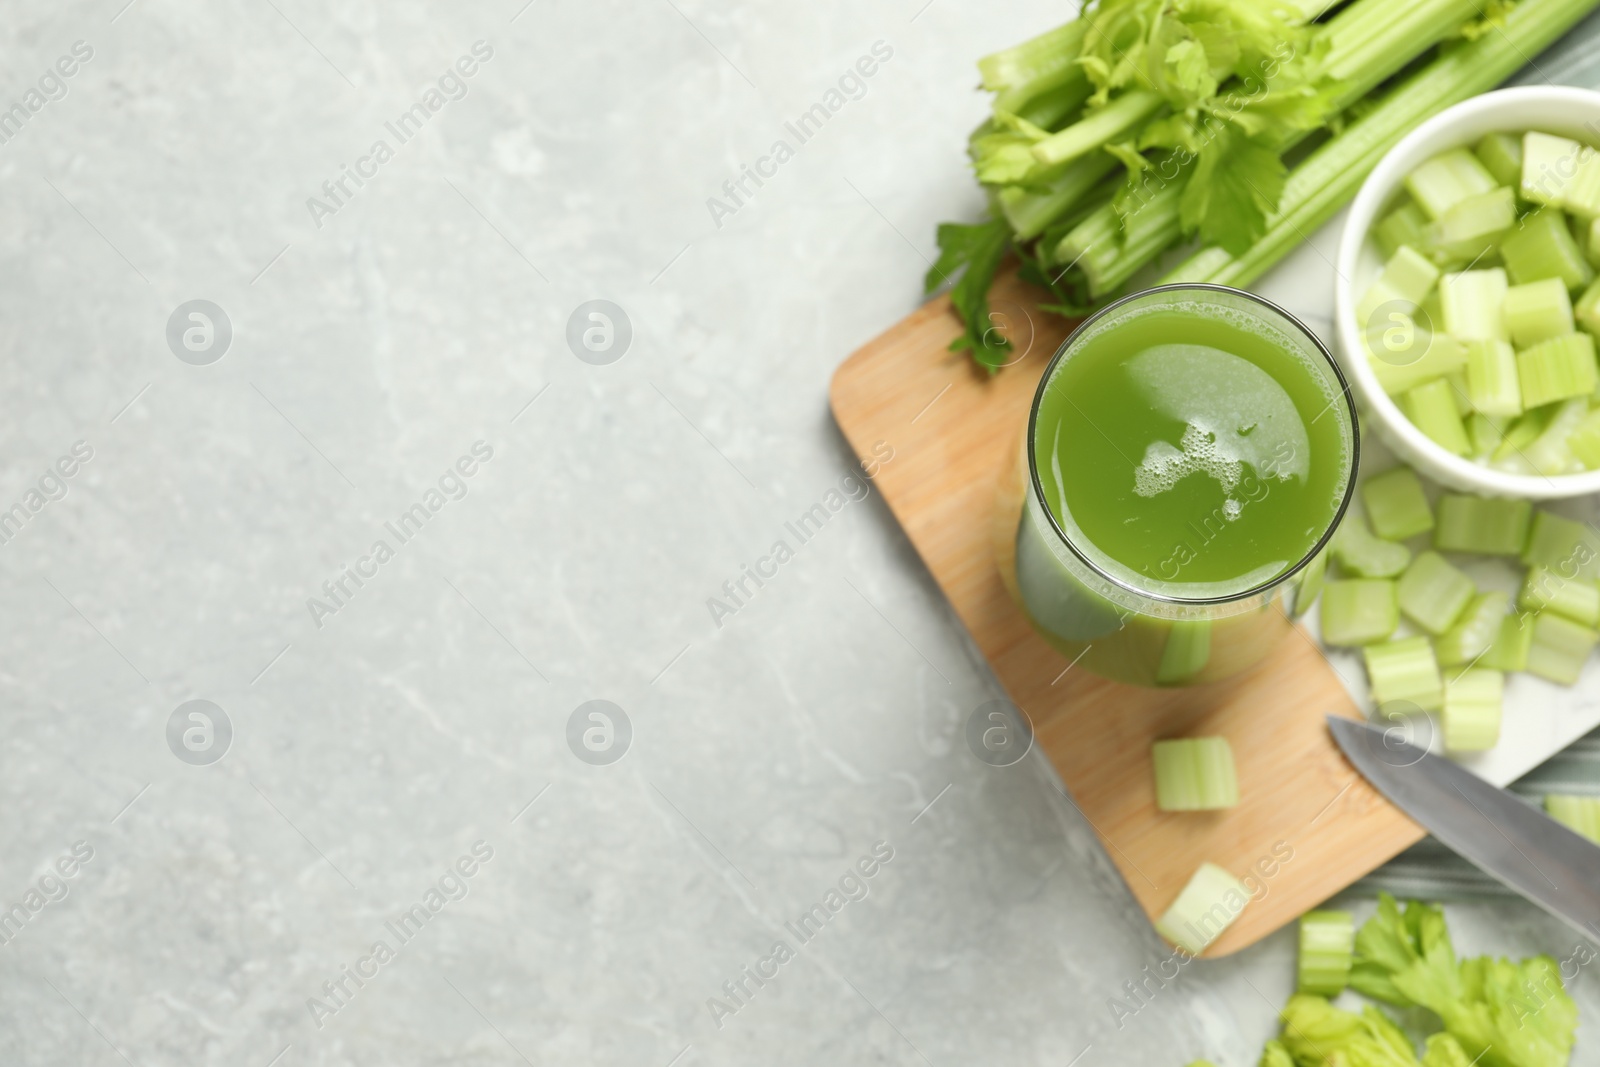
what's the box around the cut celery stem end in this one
[1522,396,1588,476]
[1296,910,1355,997]
[1403,379,1472,456]
[1156,620,1212,684]
[1434,590,1511,666]
[1545,794,1600,843]
[1155,863,1248,955]
[1569,408,1600,469]
[1518,332,1599,408]
[1151,737,1238,812]
[1405,147,1498,219]
[1364,635,1444,712]
[1464,339,1522,416]
[1396,550,1476,635]
[1504,277,1575,348]
[1475,132,1524,189]
[1501,208,1595,290]
[1031,89,1163,168]
[1521,131,1588,206]
[1434,494,1531,556]
[1522,510,1600,579]
[1362,468,1434,540]
[1526,611,1599,685]
[1332,511,1411,577]
[1480,611,1534,671]
[1519,564,1600,626]
[1367,327,1466,395]
[1440,268,1509,342]
[976,19,1086,91]
[1443,669,1503,751]
[1320,579,1400,647]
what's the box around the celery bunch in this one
[928,0,1600,370]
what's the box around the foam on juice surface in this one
[1124,343,1311,517]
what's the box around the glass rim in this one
[1025,282,1361,608]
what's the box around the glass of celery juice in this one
[998,284,1358,687]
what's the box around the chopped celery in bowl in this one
[1334,87,1600,499]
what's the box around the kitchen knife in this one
[1327,715,1600,940]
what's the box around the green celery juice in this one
[1036,304,1349,596]
[1009,287,1356,686]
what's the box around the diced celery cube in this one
[1375,200,1432,260]
[1501,209,1595,290]
[1475,132,1524,189]
[1434,494,1531,555]
[1366,326,1467,395]
[1297,910,1355,996]
[1519,564,1600,626]
[1435,590,1511,665]
[1440,268,1509,341]
[1442,669,1503,752]
[1575,276,1600,336]
[1480,611,1534,671]
[1467,412,1508,458]
[1523,510,1600,579]
[1589,217,1600,270]
[1357,280,1413,329]
[1397,550,1475,634]
[1381,246,1441,304]
[1464,339,1521,415]
[1429,187,1516,261]
[1492,405,1557,462]
[1522,131,1590,207]
[1320,579,1400,646]
[1403,379,1472,456]
[1504,278,1576,347]
[1567,152,1600,220]
[1523,397,1587,475]
[1332,511,1411,577]
[1526,611,1599,685]
[1546,794,1600,843]
[1518,332,1599,408]
[1364,636,1443,711]
[1151,737,1237,811]
[1362,468,1433,540]
[1407,147,1498,219]
[1568,408,1600,469]
[1156,863,1248,954]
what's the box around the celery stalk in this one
[1501,208,1595,290]
[1518,332,1599,408]
[1364,636,1444,711]
[1519,564,1600,626]
[1362,468,1433,540]
[1156,863,1249,955]
[1403,379,1472,456]
[1434,591,1511,666]
[1439,268,1509,342]
[1504,278,1575,347]
[1545,794,1600,843]
[1434,494,1531,556]
[1523,510,1600,579]
[1464,339,1521,416]
[1031,90,1163,169]
[1151,737,1238,811]
[1397,550,1476,635]
[1320,579,1400,647]
[1480,611,1534,671]
[1297,911,1355,997]
[1475,132,1524,189]
[1526,611,1599,684]
[1442,669,1503,752]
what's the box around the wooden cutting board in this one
[830,267,1426,956]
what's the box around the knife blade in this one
[1327,715,1600,940]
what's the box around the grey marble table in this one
[0,2,1595,1065]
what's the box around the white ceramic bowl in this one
[1334,86,1600,499]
